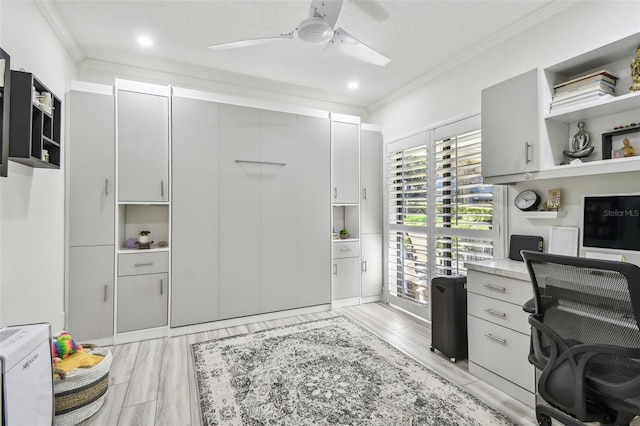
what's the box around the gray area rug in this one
[192,316,515,425]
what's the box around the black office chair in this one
[521,250,640,426]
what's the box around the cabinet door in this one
[481,69,538,178]
[219,104,261,320]
[117,273,168,333]
[332,121,360,204]
[361,233,382,299]
[171,96,220,327]
[118,90,169,202]
[333,257,360,300]
[260,110,299,312]
[297,115,331,307]
[68,246,114,341]
[360,128,382,234]
[68,89,115,246]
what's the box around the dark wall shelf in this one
[0,48,10,177]
[9,70,61,169]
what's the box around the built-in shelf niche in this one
[118,204,169,252]
[333,205,359,241]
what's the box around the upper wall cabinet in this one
[0,48,10,177]
[9,71,62,169]
[117,80,170,202]
[481,68,539,179]
[482,32,640,184]
[332,115,360,204]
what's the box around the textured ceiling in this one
[47,0,571,110]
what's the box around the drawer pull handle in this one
[484,308,506,318]
[485,333,507,344]
[104,285,108,302]
[134,262,154,267]
[483,283,506,292]
[340,247,352,252]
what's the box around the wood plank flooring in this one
[81,303,537,426]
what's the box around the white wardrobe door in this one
[361,233,383,298]
[260,110,298,312]
[219,104,262,319]
[297,115,331,307]
[171,97,220,327]
[332,121,360,204]
[360,129,383,235]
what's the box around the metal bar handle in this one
[484,308,506,318]
[134,262,154,267]
[524,142,531,164]
[333,187,337,199]
[362,187,367,200]
[104,179,109,196]
[160,279,163,295]
[103,285,108,302]
[483,283,506,292]
[235,160,286,166]
[485,334,507,344]
[333,264,338,276]
[161,180,164,197]
[362,261,367,272]
[340,247,352,252]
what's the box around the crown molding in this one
[34,0,84,63]
[366,0,577,113]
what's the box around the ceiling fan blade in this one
[325,28,391,66]
[208,34,293,51]
[309,0,344,29]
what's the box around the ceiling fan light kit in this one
[297,17,334,45]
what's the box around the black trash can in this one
[430,276,468,362]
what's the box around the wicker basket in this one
[53,346,112,426]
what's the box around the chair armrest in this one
[523,298,535,313]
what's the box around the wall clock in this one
[514,190,540,211]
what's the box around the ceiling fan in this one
[207,0,391,67]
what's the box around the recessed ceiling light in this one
[137,36,153,47]
[348,81,359,90]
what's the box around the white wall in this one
[368,1,640,261]
[0,1,78,329]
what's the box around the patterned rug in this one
[192,316,515,426]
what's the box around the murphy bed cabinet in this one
[0,48,10,177]
[9,71,62,168]
[66,83,115,342]
[170,95,221,327]
[482,32,640,184]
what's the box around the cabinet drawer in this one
[332,241,359,259]
[467,270,531,305]
[468,316,534,391]
[118,252,169,276]
[468,292,530,335]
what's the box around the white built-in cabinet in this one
[331,116,383,306]
[66,83,115,341]
[481,68,539,179]
[117,83,169,203]
[482,32,640,184]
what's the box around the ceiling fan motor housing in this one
[297,17,334,44]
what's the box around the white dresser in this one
[466,259,535,407]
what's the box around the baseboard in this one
[332,297,360,309]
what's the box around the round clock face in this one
[515,190,540,211]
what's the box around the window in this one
[385,116,501,320]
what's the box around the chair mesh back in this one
[530,261,640,350]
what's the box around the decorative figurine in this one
[622,138,636,157]
[563,121,594,158]
[630,47,640,92]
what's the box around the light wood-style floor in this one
[81,302,537,426]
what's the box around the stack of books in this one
[551,70,618,111]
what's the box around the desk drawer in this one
[333,241,359,259]
[468,316,534,391]
[118,252,169,276]
[468,292,530,335]
[468,270,531,305]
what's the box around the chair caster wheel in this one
[430,347,434,352]
[450,357,456,363]
[536,414,552,426]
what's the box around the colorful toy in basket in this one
[51,332,83,368]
